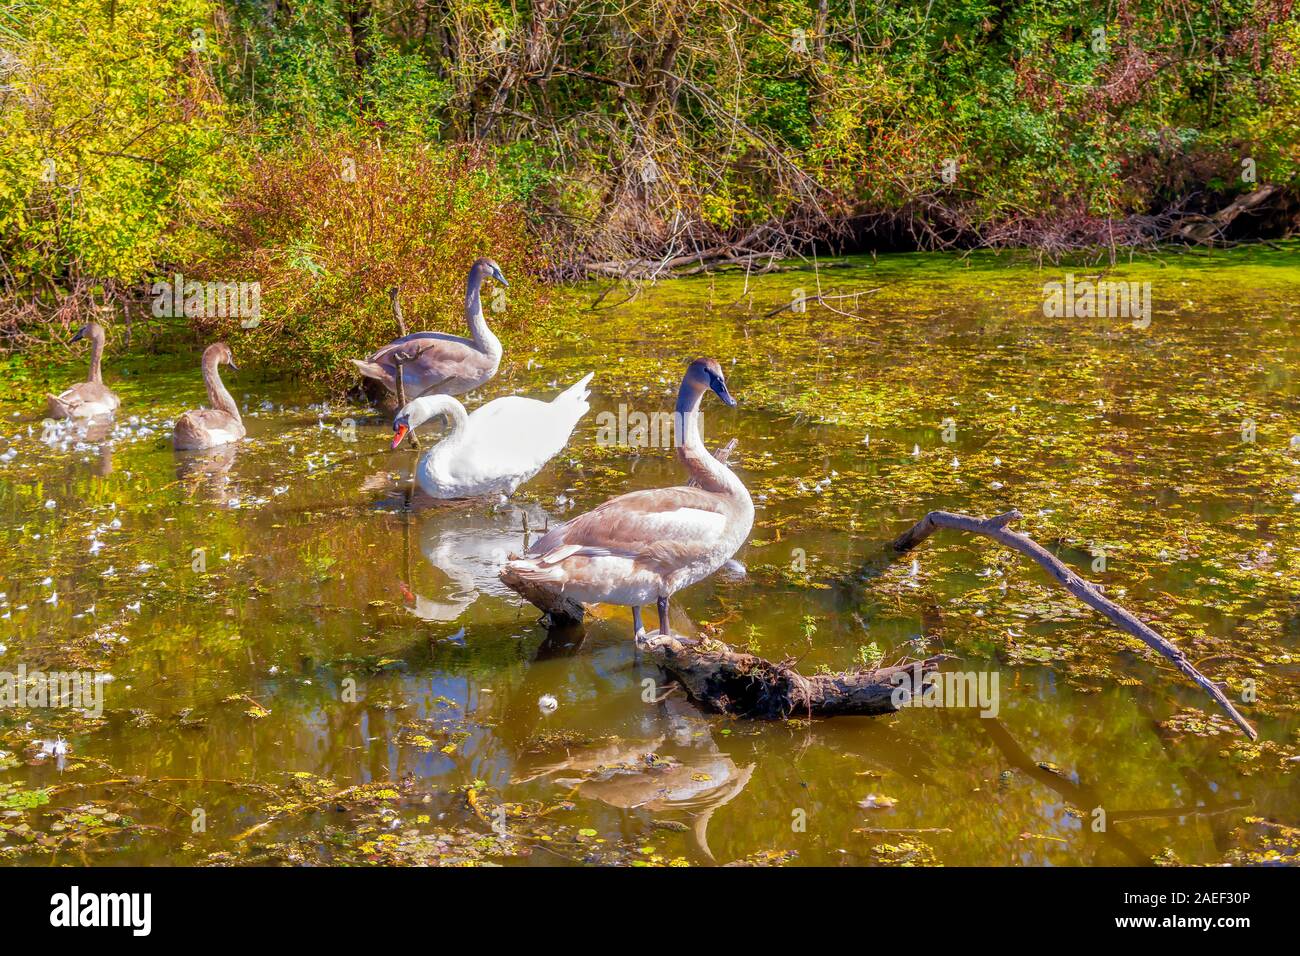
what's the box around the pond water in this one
[1,247,1298,866]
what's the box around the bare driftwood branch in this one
[891,509,1258,740]
[502,500,1260,735]
[1170,184,1281,244]
[388,285,407,337]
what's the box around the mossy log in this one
[636,631,940,719]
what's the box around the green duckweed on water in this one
[0,246,1298,866]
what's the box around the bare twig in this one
[763,287,883,318]
[387,285,438,448]
[891,509,1258,740]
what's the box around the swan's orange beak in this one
[391,424,409,450]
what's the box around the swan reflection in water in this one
[511,694,754,861]
[77,418,117,477]
[404,501,555,622]
[175,442,239,497]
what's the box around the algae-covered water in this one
[1,247,1298,866]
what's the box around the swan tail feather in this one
[552,372,594,427]
[557,372,594,407]
[351,358,391,383]
[46,393,72,418]
[502,557,566,585]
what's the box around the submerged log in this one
[892,509,1257,741]
[636,631,941,719]
[499,561,587,625]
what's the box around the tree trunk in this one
[342,0,374,77]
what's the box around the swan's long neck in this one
[415,397,470,458]
[464,269,502,362]
[430,398,469,443]
[203,357,241,421]
[675,382,747,498]
[416,399,470,488]
[87,330,104,385]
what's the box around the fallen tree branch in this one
[891,509,1257,740]
[388,285,408,337]
[1169,184,1282,244]
[502,501,1261,734]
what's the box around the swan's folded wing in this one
[378,331,473,351]
[46,393,73,417]
[528,488,730,566]
[368,335,489,391]
[48,382,118,417]
[178,408,240,430]
[175,409,243,446]
[55,382,113,406]
[53,383,84,405]
[459,396,586,479]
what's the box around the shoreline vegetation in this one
[2,1,1298,383]
[2,239,1298,404]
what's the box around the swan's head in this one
[472,257,509,288]
[203,341,238,371]
[392,395,460,449]
[684,358,736,407]
[70,321,104,344]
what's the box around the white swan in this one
[392,373,594,499]
[502,359,753,637]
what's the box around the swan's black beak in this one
[227,361,240,372]
[711,376,737,407]
[493,268,509,288]
[70,326,87,343]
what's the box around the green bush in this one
[0,0,232,301]
[181,132,557,391]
